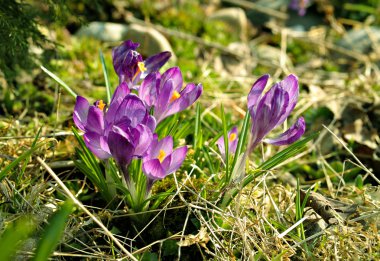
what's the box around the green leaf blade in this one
[32,200,74,261]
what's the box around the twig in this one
[291,231,325,248]
[278,216,307,239]
[36,156,137,261]
[47,160,75,169]
[131,233,182,255]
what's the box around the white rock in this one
[207,8,248,41]
[76,22,176,61]
[76,22,128,42]
[125,23,176,61]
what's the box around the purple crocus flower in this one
[247,74,305,152]
[73,96,111,159]
[216,126,239,160]
[112,40,171,87]
[138,67,203,123]
[142,134,187,189]
[73,83,155,173]
[289,0,310,16]
[106,94,155,169]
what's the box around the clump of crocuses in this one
[74,39,306,209]
[247,74,305,152]
[74,40,203,194]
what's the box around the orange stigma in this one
[97,100,106,111]
[169,91,181,102]
[132,62,147,81]
[157,149,166,163]
[229,133,237,142]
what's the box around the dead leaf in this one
[177,227,210,249]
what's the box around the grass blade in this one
[32,200,74,261]
[201,145,215,175]
[259,132,318,171]
[20,127,42,177]
[230,112,250,173]
[99,49,111,103]
[193,103,202,149]
[0,140,50,181]
[0,216,36,260]
[220,104,230,183]
[41,65,77,98]
[72,128,111,201]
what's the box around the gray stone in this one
[125,23,176,62]
[217,42,252,76]
[76,22,128,42]
[251,44,293,70]
[76,22,176,61]
[207,7,248,42]
[338,26,380,54]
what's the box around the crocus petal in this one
[179,83,203,107]
[139,72,160,107]
[248,106,258,143]
[73,96,90,132]
[247,74,269,109]
[255,86,289,137]
[276,74,299,126]
[144,115,156,133]
[167,146,187,174]
[216,135,226,159]
[110,82,131,104]
[107,130,135,166]
[229,126,239,154]
[289,0,309,16]
[146,134,159,156]
[281,74,298,105]
[86,106,104,134]
[264,117,306,146]
[131,124,153,157]
[106,83,132,126]
[114,94,147,127]
[160,67,183,93]
[142,51,172,78]
[157,83,202,123]
[142,159,167,180]
[250,87,289,150]
[154,79,174,122]
[216,126,238,159]
[149,136,173,159]
[83,132,111,159]
[267,87,290,131]
[161,155,172,173]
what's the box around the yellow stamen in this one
[132,62,147,81]
[157,149,166,163]
[169,91,181,103]
[137,61,147,72]
[97,100,106,111]
[229,133,237,142]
